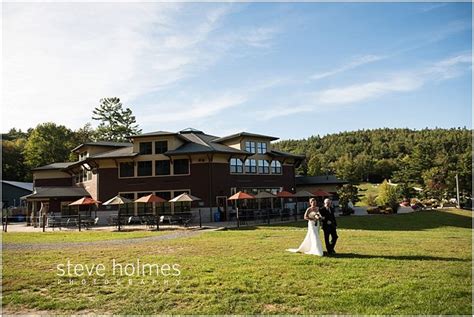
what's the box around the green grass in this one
[357,182,380,206]
[2,209,472,314]
[2,230,171,244]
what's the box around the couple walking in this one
[287,198,338,256]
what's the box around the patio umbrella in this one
[135,194,167,231]
[103,195,133,231]
[169,193,202,202]
[228,191,256,228]
[293,190,315,220]
[169,193,201,215]
[254,191,276,210]
[313,189,332,197]
[277,191,294,217]
[69,196,102,218]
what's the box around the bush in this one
[376,180,400,213]
[366,193,378,207]
[367,207,380,214]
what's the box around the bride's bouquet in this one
[308,209,322,222]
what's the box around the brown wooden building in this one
[27,128,304,221]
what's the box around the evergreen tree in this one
[92,97,141,142]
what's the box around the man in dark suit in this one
[319,198,338,255]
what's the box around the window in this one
[230,158,243,173]
[245,141,256,153]
[156,191,171,214]
[137,161,152,176]
[257,142,267,154]
[119,162,134,177]
[79,151,88,161]
[155,160,171,175]
[155,141,168,154]
[173,159,189,175]
[271,160,282,174]
[258,160,270,174]
[139,142,152,155]
[119,193,135,216]
[244,159,257,173]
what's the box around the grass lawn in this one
[357,182,380,206]
[2,209,472,314]
[2,230,171,244]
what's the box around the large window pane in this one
[271,160,282,174]
[174,159,189,175]
[119,162,134,177]
[137,161,152,176]
[257,142,267,154]
[139,142,152,155]
[156,191,171,214]
[244,159,257,173]
[230,158,243,173]
[258,160,270,174]
[155,160,171,175]
[155,141,168,154]
[245,141,256,153]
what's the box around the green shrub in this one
[367,193,378,207]
[376,180,400,213]
[367,207,380,214]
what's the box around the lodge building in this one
[26,128,304,221]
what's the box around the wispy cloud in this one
[310,55,386,81]
[2,3,279,131]
[259,53,471,120]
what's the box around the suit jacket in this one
[319,206,337,229]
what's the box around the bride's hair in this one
[309,198,317,204]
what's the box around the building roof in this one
[266,149,305,160]
[165,132,250,156]
[89,145,138,159]
[71,141,132,153]
[213,132,279,143]
[127,130,181,139]
[295,175,348,186]
[1,180,33,192]
[23,186,90,199]
[31,162,76,171]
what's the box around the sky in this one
[2,2,472,140]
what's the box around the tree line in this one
[274,128,472,200]
[2,98,140,181]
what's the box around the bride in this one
[287,198,324,256]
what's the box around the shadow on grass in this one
[331,252,470,262]
[233,210,472,231]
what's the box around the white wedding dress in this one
[287,220,324,256]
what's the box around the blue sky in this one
[2,2,472,139]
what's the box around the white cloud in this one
[310,55,385,81]
[258,53,471,120]
[2,3,278,131]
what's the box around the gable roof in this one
[165,132,250,156]
[213,132,279,143]
[127,131,181,139]
[1,180,33,192]
[89,145,137,159]
[23,186,90,199]
[32,162,76,171]
[71,141,132,153]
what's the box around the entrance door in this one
[216,196,228,221]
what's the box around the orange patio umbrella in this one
[69,196,101,218]
[228,191,256,200]
[228,191,256,228]
[313,189,332,197]
[277,190,294,198]
[135,194,167,231]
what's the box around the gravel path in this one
[2,228,219,251]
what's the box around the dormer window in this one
[230,158,243,173]
[245,141,256,153]
[155,141,168,154]
[257,142,267,154]
[139,142,152,155]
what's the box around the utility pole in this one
[455,173,460,209]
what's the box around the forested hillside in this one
[274,128,472,197]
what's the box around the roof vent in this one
[179,128,203,134]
